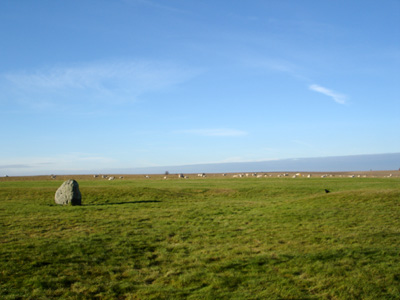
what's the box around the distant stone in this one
[55,179,82,205]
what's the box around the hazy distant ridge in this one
[112,153,400,175]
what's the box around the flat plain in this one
[1,172,399,299]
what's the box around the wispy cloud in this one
[0,164,34,169]
[177,128,248,137]
[309,84,347,104]
[0,153,118,175]
[1,60,199,110]
[242,57,349,105]
[242,57,312,82]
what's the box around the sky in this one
[1,0,399,175]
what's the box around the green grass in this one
[1,176,399,299]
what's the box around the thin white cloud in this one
[0,153,116,167]
[0,153,118,176]
[177,128,248,137]
[242,57,312,82]
[243,57,349,105]
[1,60,199,110]
[309,84,347,104]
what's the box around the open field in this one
[1,169,399,181]
[1,174,399,299]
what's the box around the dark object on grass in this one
[325,189,330,193]
[55,179,82,205]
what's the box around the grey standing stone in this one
[55,179,82,205]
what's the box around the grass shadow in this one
[84,200,162,206]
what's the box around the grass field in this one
[1,174,399,299]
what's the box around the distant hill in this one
[110,153,400,175]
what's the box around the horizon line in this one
[3,152,399,177]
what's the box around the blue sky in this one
[1,0,399,175]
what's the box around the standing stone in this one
[55,179,82,205]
